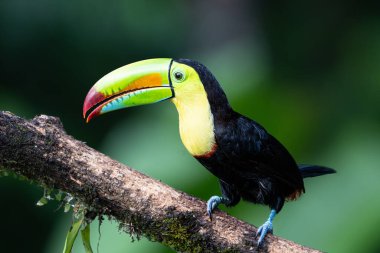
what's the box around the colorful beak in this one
[83,58,174,122]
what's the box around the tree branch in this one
[0,111,320,253]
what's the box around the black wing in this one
[214,113,305,196]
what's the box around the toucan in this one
[83,58,336,247]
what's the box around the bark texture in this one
[0,111,321,253]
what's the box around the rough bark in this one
[0,111,321,253]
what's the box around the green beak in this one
[83,58,174,122]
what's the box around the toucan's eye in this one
[172,69,186,82]
[174,72,183,80]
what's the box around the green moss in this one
[144,210,242,252]
[148,214,203,252]
[0,166,28,181]
[128,208,223,253]
[0,166,8,177]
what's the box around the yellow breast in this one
[171,84,216,157]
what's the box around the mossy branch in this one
[0,111,320,253]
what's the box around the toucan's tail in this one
[299,165,336,178]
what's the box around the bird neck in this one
[174,58,234,125]
[172,91,217,157]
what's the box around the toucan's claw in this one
[206,196,224,220]
[256,220,273,247]
[256,209,277,247]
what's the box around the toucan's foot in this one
[256,220,273,247]
[206,196,224,220]
[255,209,277,247]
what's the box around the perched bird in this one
[83,58,336,246]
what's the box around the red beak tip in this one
[83,87,106,123]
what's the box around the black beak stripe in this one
[168,59,175,98]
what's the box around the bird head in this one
[83,58,221,122]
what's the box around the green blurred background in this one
[1,0,379,252]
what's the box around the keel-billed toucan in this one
[83,58,336,246]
